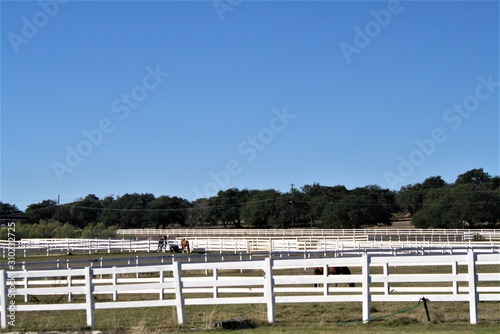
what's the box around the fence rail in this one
[1,250,499,329]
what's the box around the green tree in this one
[26,200,57,223]
[145,196,191,228]
[412,173,500,228]
[0,202,22,218]
[100,196,120,226]
[81,222,118,238]
[240,189,282,228]
[455,168,491,186]
[206,188,254,228]
[101,193,155,228]
[70,194,102,228]
[412,187,454,228]
[301,184,348,224]
[396,176,447,216]
[321,186,394,228]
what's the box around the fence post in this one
[213,269,219,298]
[172,261,185,325]
[264,257,275,323]
[467,250,478,324]
[135,256,139,279]
[84,266,95,327]
[383,263,390,295]
[322,264,328,296]
[361,252,371,323]
[159,269,164,300]
[112,267,118,301]
[23,269,29,302]
[67,268,72,302]
[0,270,7,329]
[452,261,459,295]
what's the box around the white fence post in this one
[67,268,72,302]
[452,261,459,295]
[383,263,389,295]
[112,267,118,301]
[213,269,219,298]
[264,257,275,323]
[0,270,7,329]
[467,250,478,324]
[173,261,185,325]
[159,270,164,300]
[84,267,95,327]
[361,253,371,323]
[23,269,29,302]
[322,264,328,296]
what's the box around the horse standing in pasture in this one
[313,266,355,287]
[181,238,190,253]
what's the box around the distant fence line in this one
[117,228,500,240]
[1,250,499,329]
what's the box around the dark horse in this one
[313,266,355,287]
[181,238,190,253]
[157,236,167,252]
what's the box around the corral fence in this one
[1,250,499,329]
[2,234,500,258]
[117,228,500,241]
[3,246,500,272]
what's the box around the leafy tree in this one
[413,174,500,228]
[301,184,348,224]
[240,189,282,228]
[189,198,211,227]
[54,222,82,238]
[287,189,310,227]
[455,168,491,186]
[70,194,102,228]
[412,187,454,228]
[396,176,447,216]
[25,200,57,223]
[206,188,254,228]
[100,196,120,226]
[396,183,423,215]
[450,184,500,228]
[0,202,22,218]
[101,193,155,228]
[145,196,191,228]
[81,222,118,238]
[321,186,394,228]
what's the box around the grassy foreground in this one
[6,302,500,333]
[2,252,499,333]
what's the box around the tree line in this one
[1,169,499,235]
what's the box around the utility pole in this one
[57,195,60,222]
[290,183,295,229]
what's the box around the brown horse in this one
[313,266,355,287]
[181,238,190,253]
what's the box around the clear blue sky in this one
[1,0,499,211]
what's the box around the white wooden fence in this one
[1,250,499,329]
[2,236,499,258]
[116,228,500,241]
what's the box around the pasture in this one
[1,250,499,334]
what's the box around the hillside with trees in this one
[1,168,499,238]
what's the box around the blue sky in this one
[1,0,499,211]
